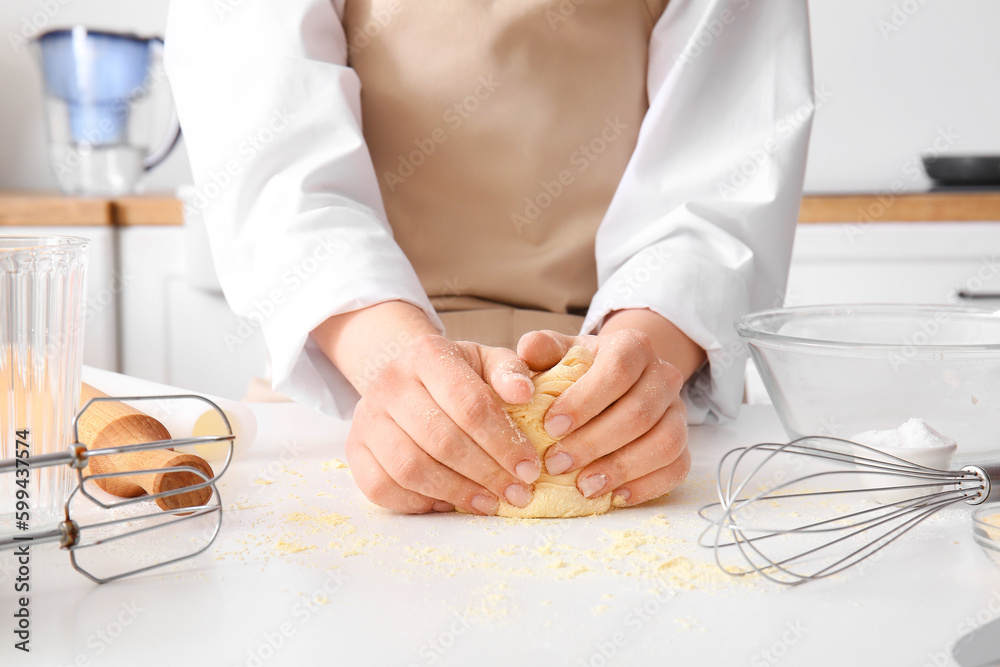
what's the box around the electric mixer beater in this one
[0,392,234,583]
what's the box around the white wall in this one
[806,0,1000,192]
[1,0,999,195]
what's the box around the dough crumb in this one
[321,458,349,471]
[273,539,315,554]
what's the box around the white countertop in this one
[3,403,997,667]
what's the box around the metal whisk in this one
[698,436,999,585]
[0,393,234,583]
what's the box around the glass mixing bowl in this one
[738,304,1000,465]
[972,503,1000,571]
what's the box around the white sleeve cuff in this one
[582,233,751,425]
[257,210,444,420]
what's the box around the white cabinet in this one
[786,222,1000,307]
[3,225,119,371]
[118,226,182,383]
[164,276,267,399]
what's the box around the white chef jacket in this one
[164,0,814,424]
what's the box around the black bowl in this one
[923,155,1000,186]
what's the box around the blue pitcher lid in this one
[35,26,158,45]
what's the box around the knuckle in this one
[654,418,687,463]
[609,455,631,487]
[605,348,633,378]
[362,474,393,505]
[674,399,689,423]
[456,389,492,429]
[611,327,651,355]
[409,333,446,360]
[424,422,464,460]
[625,400,658,430]
[492,351,528,377]
[351,398,377,423]
[629,328,655,354]
[659,361,684,389]
[551,401,581,430]
[479,468,513,496]
[676,447,692,478]
[565,433,601,466]
[392,453,424,488]
[367,361,402,394]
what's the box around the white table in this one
[3,404,996,666]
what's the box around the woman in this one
[165,0,813,516]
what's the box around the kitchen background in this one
[3,0,1000,192]
[1,0,999,400]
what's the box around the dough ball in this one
[495,346,613,518]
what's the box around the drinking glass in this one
[1,236,89,527]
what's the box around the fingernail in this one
[432,501,454,512]
[613,488,630,505]
[515,459,541,484]
[504,483,533,508]
[545,451,573,476]
[545,414,572,439]
[579,474,608,498]
[471,494,499,515]
[511,374,533,395]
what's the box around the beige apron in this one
[248,0,667,400]
[344,0,667,349]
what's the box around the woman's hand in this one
[344,333,544,515]
[516,310,703,507]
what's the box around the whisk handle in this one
[962,464,1000,505]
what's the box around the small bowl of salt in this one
[848,418,958,504]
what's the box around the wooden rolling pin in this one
[78,383,215,511]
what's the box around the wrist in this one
[311,300,438,394]
[599,308,706,381]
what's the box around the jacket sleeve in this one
[164,0,443,418]
[583,0,814,424]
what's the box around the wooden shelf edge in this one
[3,191,999,227]
[111,197,184,226]
[799,192,1000,223]
[0,192,112,227]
